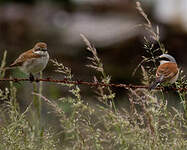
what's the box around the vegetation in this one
[0,2,186,150]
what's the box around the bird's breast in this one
[20,53,49,74]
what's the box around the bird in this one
[149,54,179,90]
[3,42,49,81]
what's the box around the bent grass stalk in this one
[0,2,186,149]
[80,34,117,112]
[32,72,43,137]
[0,51,7,79]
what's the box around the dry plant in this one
[133,2,166,80]
[0,2,186,150]
[80,34,116,111]
[0,51,7,79]
[135,1,187,118]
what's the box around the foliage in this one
[0,2,186,150]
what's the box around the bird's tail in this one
[149,77,164,90]
[149,81,160,90]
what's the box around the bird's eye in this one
[159,57,170,61]
[35,48,42,51]
[35,47,47,52]
[42,48,47,51]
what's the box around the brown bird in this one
[4,42,49,81]
[149,54,179,90]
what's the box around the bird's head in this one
[33,42,48,54]
[158,54,176,65]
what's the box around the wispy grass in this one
[80,34,116,112]
[0,82,57,150]
[0,2,186,150]
[135,1,187,118]
[0,51,7,79]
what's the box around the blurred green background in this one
[0,0,186,109]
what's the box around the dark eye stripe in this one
[159,57,170,61]
[42,48,47,51]
[35,48,47,51]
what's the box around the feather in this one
[149,76,164,90]
[149,62,179,90]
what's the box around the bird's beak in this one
[157,54,165,60]
[158,54,168,59]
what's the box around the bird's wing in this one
[9,49,40,67]
[156,62,178,82]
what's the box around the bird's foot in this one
[35,78,40,82]
[163,85,174,92]
[29,73,35,82]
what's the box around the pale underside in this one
[19,52,49,74]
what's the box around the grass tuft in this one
[0,2,186,149]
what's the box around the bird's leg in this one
[163,85,174,92]
[29,73,35,82]
[171,83,177,89]
[163,86,170,92]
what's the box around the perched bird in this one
[149,54,179,90]
[4,42,49,81]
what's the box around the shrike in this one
[149,54,179,90]
[4,42,49,81]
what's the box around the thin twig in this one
[32,92,63,114]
